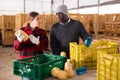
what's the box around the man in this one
[50,5,92,58]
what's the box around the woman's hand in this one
[29,34,40,45]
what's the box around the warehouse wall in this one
[0,0,24,15]
[68,3,120,14]
[0,0,51,15]
[0,0,120,15]
[53,0,120,14]
[52,0,63,12]
[99,4,120,14]
[25,0,51,13]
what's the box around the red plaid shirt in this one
[14,24,48,59]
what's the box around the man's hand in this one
[29,34,40,45]
[85,37,92,47]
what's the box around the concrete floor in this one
[0,47,97,80]
[0,37,120,80]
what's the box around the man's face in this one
[56,12,68,23]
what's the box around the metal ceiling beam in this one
[62,0,64,4]
[51,0,53,13]
[68,1,120,10]
[23,0,26,13]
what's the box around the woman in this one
[14,11,48,80]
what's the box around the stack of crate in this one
[79,14,95,33]
[44,14,57,31]
[42,14,57,50]
[52,14,57,25]
[104,14,115,35]
[0,16,2,30]
[97,15,105,34]
[0,15,15,46]
[69,13,80,21]
[68,14,96,34]
[44,14,52,31]
[70,42,97,70]
[70,40,118,70]
[15,14,47,31]
[39,14,57,31]
[40,14,46,30]
[15,14,28,31]
[97,51,120,80]
[104,14,120,36]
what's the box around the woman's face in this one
[30,15,40,29]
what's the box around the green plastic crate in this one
[13,54,67,80]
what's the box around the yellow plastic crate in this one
[75,44,97,69]
[96,40,118,54]
[97,51,120,80]
[70,42,98,69]
[70,42,77,67]
[70,40,118,70]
